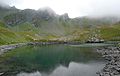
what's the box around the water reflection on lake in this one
[0,44,109,76]
[17,62,105,76]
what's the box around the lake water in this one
[0,44,111,76]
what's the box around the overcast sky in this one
[0,0,120,18]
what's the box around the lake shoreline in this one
[0,41,82,56]
[0,43,26,55]
[97,47,120,76]
[0,42,107,76]
[0,41,113,56]
[0,42,120,76]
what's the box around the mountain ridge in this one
[0,5,120,45]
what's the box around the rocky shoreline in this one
[97,47,120,76]
[0,43,26,55]
[0,42,57,55]
[0,41,81,56]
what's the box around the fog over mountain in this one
[1,0,120,46]
[0,0,120,18]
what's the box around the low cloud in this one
[0,0,120,18]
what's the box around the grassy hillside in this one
[0,7,120,45]
[98,24,120,41]
[1,20,120,45]
[0,21,41,45]
[0,26,26,45]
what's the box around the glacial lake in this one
[0,43,113,76]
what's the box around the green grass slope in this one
[98,24,120,41]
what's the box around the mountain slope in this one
[0,6,120,45]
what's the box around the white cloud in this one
[89,0,120,17]
[1,0,120,18]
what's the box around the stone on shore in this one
[97,47,120,76]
